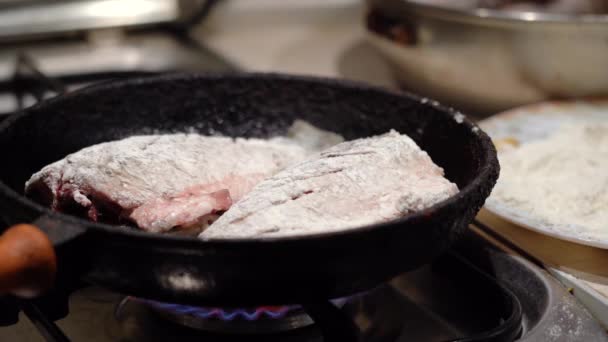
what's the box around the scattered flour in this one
[454,113,465,124]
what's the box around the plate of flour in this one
[480,100,608,249]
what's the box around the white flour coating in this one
[277,120,344,151]
[489,122,608,239]
[26,134,309,211]
[454,113,465,124]
[200,130,458,239]
[25,120,344,233]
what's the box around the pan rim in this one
[0,71,498,246]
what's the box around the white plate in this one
[480,100,608,249]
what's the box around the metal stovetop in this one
[0,0,229,116]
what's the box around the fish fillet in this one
[199,130,459,239]
[25,134,312,233]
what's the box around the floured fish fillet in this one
[199,130,459,239]
[25,134,313,233]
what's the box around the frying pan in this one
[0,73,498,306]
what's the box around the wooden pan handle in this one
[0,224,57,298]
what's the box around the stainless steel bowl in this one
[365,0,608,115]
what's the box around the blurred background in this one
[0,0,382,116]
[0,0,606,118]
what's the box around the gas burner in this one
[2,225,606,341]
[123,297,349,334]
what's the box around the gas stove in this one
[0,0,231,116]
[1,224,605,341]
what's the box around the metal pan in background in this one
[365,0,608,115]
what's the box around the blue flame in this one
[138,298,294,321]
[135,295,351,322]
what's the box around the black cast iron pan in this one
[0,73,498,306]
